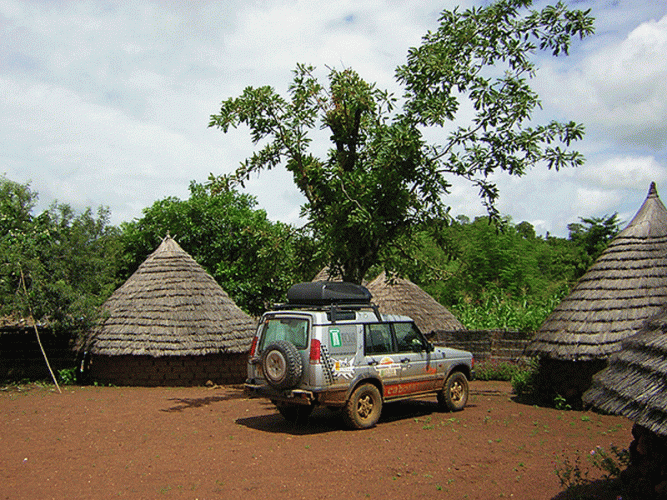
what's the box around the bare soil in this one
[1,381,632,499]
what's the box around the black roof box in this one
[287,281,372,305]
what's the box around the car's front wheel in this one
[343,383,382,429]
[438,371,469,412]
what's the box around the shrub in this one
[510,358,539,398]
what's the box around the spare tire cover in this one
[261,340,303,389]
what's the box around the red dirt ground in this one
[1,381,632,499]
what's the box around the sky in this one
[2,0,666,238]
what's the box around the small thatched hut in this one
[366,272,464,339]
[583,308,667,497]
[528,182,667,401]
[77,236,256,386]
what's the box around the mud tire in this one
[343,383,382,429]
[438,371,469,412]
[261,341,303,390]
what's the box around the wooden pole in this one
[19,267,61,394]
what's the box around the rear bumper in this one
[244,380,315,406]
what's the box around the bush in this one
[510,359,539,397]
[473,359,539,398]
[57,367,77,386]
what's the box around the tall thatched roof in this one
[529,182,667,361]
[78,236,255,356]
[583,306,667,437]
[366,272,464,334]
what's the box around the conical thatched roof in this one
[366,272,464,334]
[583,306,667,437]
[529,182,667,361]
[78,236,255,356]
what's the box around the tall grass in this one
[452,288,566,332]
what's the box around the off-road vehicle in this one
[244,281,474,429]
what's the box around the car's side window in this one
[394,322,425,352]
[364,323,395,355]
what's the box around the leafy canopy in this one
[0,175,121,334]
[208,0,594,284]
[119,182,319,315]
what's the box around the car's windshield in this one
[259,317,309,350]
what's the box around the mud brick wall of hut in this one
[88,353,248,387]
[1,328,76,381]
[433,330,532,364]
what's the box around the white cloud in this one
[581,156,667,189]
[537,13,667,148]
[571,188,624,217]
[1,0,666,240]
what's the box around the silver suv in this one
[244,281,474,429]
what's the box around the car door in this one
[363,323,402,392]
[392,322,437,395]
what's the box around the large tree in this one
[209,0,594,284]
[0,175,121,334]
[119,182,319,315]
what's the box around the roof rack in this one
[271,282,384,323]
[272,301,383,324]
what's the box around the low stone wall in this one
[87,353,248,386]
[432,329,533,364]
[3,326,532,385]
[0,328,76,381]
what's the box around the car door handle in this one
[400,358,410,364]
[368,360,378,366]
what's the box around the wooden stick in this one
[19,267,61,394]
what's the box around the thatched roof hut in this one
[529,182,667,362]
[583,306,667,437]
[583,308,667,496]
[78,236,256,385]
[366,272,464,336]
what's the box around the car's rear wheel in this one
[261,340,303,390]
[438,371,469,411]
[343,383,382,429]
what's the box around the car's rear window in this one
[258,317,309,351]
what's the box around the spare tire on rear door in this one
[261,340,303,390]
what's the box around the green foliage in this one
[567,213,622,277]
[119,182,320,315]
[411,216,580,331]
[209,1,594,283]
[554,445,630,498]
[510,358,539,397]
[474,360,532,382]
[554,394,572,411]
[0,175,122,335]
[473,359,539,396]
[451,286,567,332]
[57,367,77,385]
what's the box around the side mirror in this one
[411,338,424,352]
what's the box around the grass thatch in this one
[583,306,667,437]
[529,182,667,361]
[77,236,255,356]
[366,272,464,335]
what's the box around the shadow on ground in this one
[550,478,628,500]
[235,398,476,435]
